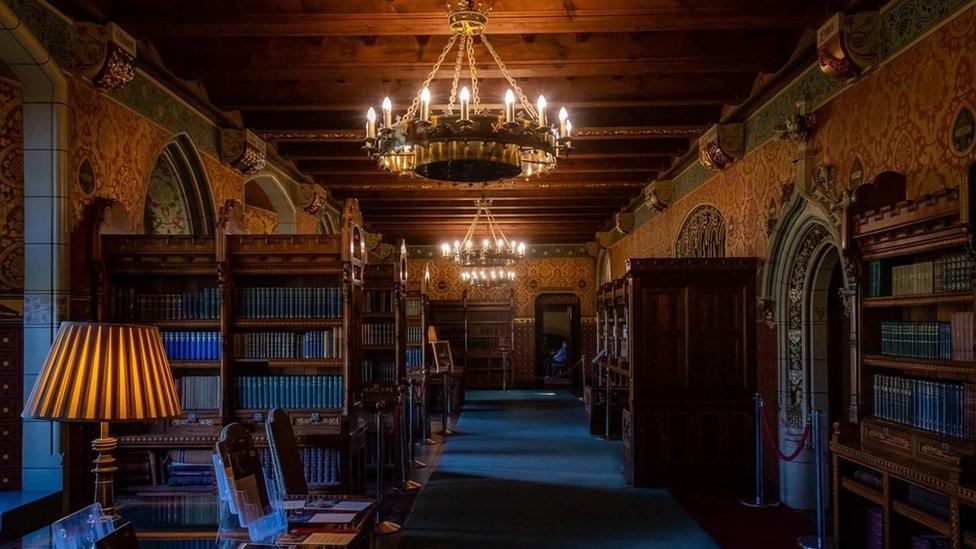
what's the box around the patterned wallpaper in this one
[610,3,976,277]
[246,205,279,235]
[0,76,23,315]
[411,257,597,318]
[144,155,192,235]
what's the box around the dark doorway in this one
[826,262,851,423]
[534,293,581,391]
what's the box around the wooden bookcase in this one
[91,198,369,495]
[362,240,407,393]
[462,289,515,390]
[405,262,430,383]
[832,174,976,547]
[427,299,466,412]
[621,258,757,487]
[585,280,630,438]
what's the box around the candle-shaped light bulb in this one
[517,242,526,255]
[454,239,460,250]
[460,86,470,120]
[504,89,516,123]
[482,238,489,251]
[497,239,504,250]
[381,97,393,127]
[558,107,569,138]
[441,242,450,256]
[465,240,472,251]
[536,95,547,127]
[420,87,431,122]
[565,118,573,138]
[366,107,377,139]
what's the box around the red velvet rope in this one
[759,403,811,462]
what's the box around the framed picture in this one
[430,340,454,374]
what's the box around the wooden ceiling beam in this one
[328,188,638,200]
[118,8,824,38]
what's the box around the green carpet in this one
[399,390,717,548]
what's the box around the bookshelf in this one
[361,240,407,392]
[405,263,431,443]
[427,299,466,412]
[462,289,515,390]
[91,198,370,495]
[585,280,629,438]
[833,174,976,547]
[621,258,757,487]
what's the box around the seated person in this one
[545,341,570,376]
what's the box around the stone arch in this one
[762,192,855,509]
[674,204,726,258]
[596,248,611,286]
[143,134,215,235]
[244,174,297,234]
[0,2,71,491]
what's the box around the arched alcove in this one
[0,2,71,492]
[674,204,726,258]
[244,174,297,234]
[144,135,215,235]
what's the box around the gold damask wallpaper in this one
[610,4,976,277]
[411,257,597,318]
[246,205,279,235]
[0,76,23,316]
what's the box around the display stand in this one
[214,451,288,542]
[50,503,115,549]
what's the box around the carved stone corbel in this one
[220,129,267,175]
[817,12,880,80]
[698,124,743,170]
[776,112,816,144]
[297,183,329,216]
[614,212,635,235]
[596,230,614,249]
[810,164,851,231]
[642,179,675,212]
[72,22,136,90]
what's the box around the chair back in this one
[265,408,309,496]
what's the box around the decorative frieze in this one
[698,124,743,170]
[219,129,267,175]
[72,22,136,90]
[817,12,880,80]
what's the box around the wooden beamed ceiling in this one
[73,0,835,244]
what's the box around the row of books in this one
[405,300,423,317]
[407,326,423,344]
[406,348,422,368]
[363,323,396,346]
[177,375,220,410]
[237,287,343,319]
[233,329,343,359]
[951,311,974,361]
[235,375,344,409]
[112,287,219,320]
[880,321,951,360]
[873,373,975,438]
[257,447,341,486]
[162,331,221,361]
[365,290,395,313]
[469,336,505,351]
[362,361,396,384]
[166,460,214,487]
[866,253,973,297]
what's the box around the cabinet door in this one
[688,286,748,390]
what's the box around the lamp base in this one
[92,422,119,522]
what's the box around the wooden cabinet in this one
[621,258,757,487]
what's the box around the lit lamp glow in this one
[420,87,431,123]
[366,107,377,139]
[536,95,547,128]
[22,322,182,521]
[382,97,393,128]
[460,86,471,121]
[504,89,516,123]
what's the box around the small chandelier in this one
[461,267,516,287]
[441,199,526,267]
[363,1,573,183]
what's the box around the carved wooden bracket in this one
[72,22,136,90]
[642,179,675,212]
[817,12,880,80]
[220,129,267,175]
[776,112,816,144]
[217,199,248,236]
[698,124,743,170]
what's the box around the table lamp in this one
[22,322,183,520]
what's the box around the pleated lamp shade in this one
[23,322,183,422]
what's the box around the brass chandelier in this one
[441,199,526,267]
[363,1,574,183]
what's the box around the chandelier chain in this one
[446,34,467,114]
[404,34,459,120]
[480,34,537,119]
[465,35,482,112]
